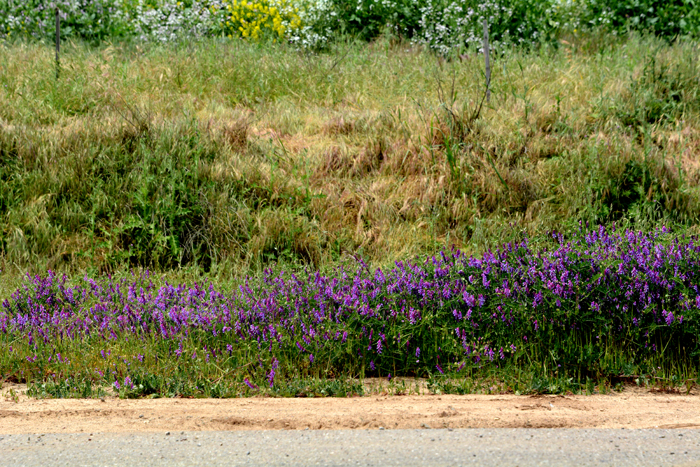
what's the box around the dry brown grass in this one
[0,35,699,277]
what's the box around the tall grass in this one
[2,35,698,280]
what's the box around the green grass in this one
[1,34,699,280]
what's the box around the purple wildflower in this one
[243,378,257,390]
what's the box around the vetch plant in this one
[1,225,699,396]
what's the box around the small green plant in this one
[27,379,107,399]
[7,388,20,402]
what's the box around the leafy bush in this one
[572,0,700,38]
[325,0,560,50]
[130,0,223,43]
[0,0,132,42]
[1,0,698,48]
[328,0,424,40]
[416,0,558,54]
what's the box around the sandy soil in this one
[1,384,699,434]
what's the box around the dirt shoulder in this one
[1,385,699,434]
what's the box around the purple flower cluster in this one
[1,226,699,385]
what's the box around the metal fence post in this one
[483,18,491,104]
[56,7,60,80]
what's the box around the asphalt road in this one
[1,428,699,467]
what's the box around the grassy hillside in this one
[1,35,698,281]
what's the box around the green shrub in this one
[416,0,558,54]
[571,0,699,38]
[328,0,425,40]
[1,0,698,49]
[0,0,132,42]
